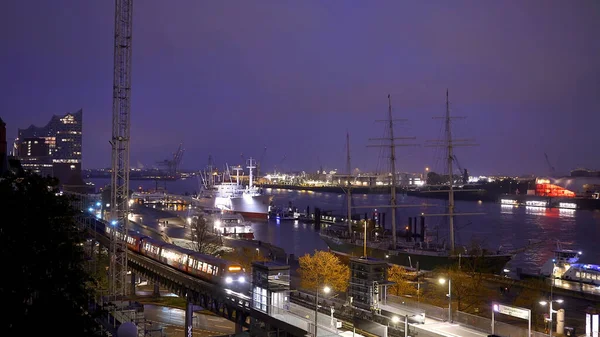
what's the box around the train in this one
[91,218,249,294]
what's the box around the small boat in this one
[268,202,301,220]
[212,213,254,240]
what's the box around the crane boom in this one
[544,152,556,176]
[109,0,133,300]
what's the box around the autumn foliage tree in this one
[388,265,418,297]
[298,251,349,293]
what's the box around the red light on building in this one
[535,183,575,198]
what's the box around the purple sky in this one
[1,1,599,176]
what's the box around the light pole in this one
[540,298,563,337]
[315,286,331,336]
[439,277,451,322]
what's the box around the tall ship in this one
[319,91,513,274]
[195,157,273,220]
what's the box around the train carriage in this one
[159,244,189,270]
[125,230,145,252]
[140,236,166,261]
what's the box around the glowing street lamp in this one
[314,286,331,336]
[540,299,564,337]
[439,277,452,322]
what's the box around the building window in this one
[253,286,267,312]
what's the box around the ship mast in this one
[365,95,418,250]
[388,95,399,250]
[346,132,353,241]
[445,90,456,253]
[427,89,479,255]
[247,157,256,190]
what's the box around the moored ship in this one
[319,91,513,274]
[195,157,272,220]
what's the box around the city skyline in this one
[2,1,599,176]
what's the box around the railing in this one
[388,295,550,337]
[454,311,549,337]
[386,295,448,321]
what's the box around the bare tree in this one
[190,215,222,255]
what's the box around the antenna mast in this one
[368,95,418,250]
[109,0,133,300]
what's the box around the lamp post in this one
[439,277,451,322]
[540,298,563,337]
[314,286,331,336]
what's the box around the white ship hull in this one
[195,194,273,220]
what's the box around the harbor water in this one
[89,178,600,274]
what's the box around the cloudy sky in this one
[2,0,599,176]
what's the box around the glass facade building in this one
[14,109,83,186]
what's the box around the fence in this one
[386,295,448,321]
[454,311,549,337]
[388,295,550,337]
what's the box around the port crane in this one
[544,152,556,176]
[256,146,267,177]
[156,143,185,177]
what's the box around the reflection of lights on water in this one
[525,206,546,215]
[559,209,575,218]
[500,204,514,214]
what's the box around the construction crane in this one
[544,152,556,176]
[156,143,185,177]
[109,0,133,300]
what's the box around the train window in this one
[214,267,218,275]
[207,265,213,274]
[576,272,581,278]
[202,263,207,273]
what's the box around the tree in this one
[222,247,269,272]
[423,267,492,314]
[388,265,418,297]
[0,172,104,336]
[512,279,550,331]
[190,215,222,255]
[298,251,349,293]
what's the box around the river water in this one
[89,178,600,274]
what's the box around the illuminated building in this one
[535,178,576,198]
[14,109,85,189]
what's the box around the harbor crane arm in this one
[544,153,556,175]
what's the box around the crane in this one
[544,153,556,176]
[452,155,469,184]
[256,146,267,177]
[109,0,133,300]
[274,155,286,173]
[156,143,185,177]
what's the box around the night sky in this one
[2,1,599,176]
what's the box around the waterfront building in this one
[13,109,89,192]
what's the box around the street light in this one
[539,298,564,337]
[314,285,331,336]
[439,277,452,322]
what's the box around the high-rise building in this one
[14,109,85,189]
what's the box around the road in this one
[141,304,235,337]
